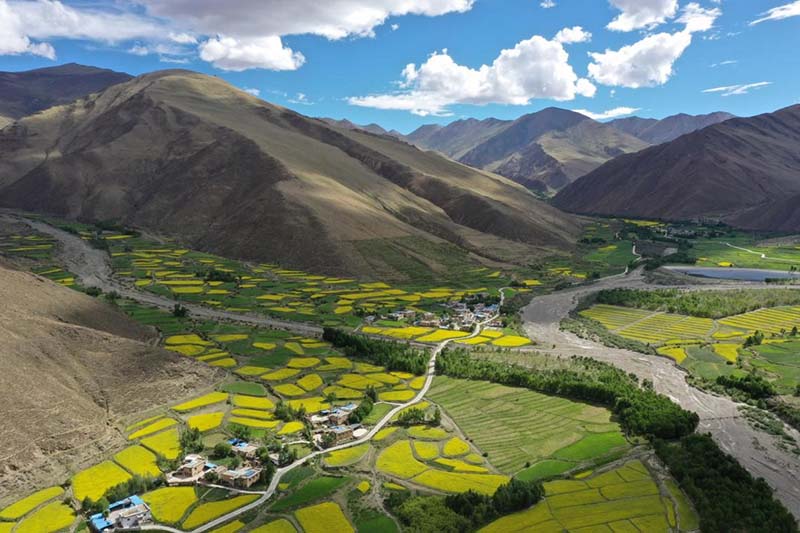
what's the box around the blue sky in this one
[1,0,798,133]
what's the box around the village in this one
[88,402,372,531]
[369,296,502,331]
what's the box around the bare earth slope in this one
[0,63,131,120]
[0,263,221,504]
[554,104,800,230]
[0,69,580,279]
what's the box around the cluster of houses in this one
[370,300,501,331]
[166,439,264,490]
[307,403,368,447]
[89,496,152,532]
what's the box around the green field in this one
[270,476,350,512]
[427,377,629,478]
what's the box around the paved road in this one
[521,272,800,518]
[139,291,507,533]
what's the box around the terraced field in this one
[582,304,714,344]
[480,460,698,533]
[427,377,628,479]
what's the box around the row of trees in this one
[388,478,544,532]
[655,434,797,532]
[436,349,699,439]
[595,288,800,319]
[322,328,428,375]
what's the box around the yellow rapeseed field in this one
[297,373,323,391]
[114,445,161,477]
[357,480,371,494]
[287,357,320,369]
[434,458,489,473]
[250,519,297,533]
[277,421,305,435]
[274,384,306,397]
[182,495,259,529]
[143,487,198,524]
[442,437,470,457]
[14,501,75,533]
[379,390,416,402]
[325,443,370,467]
[173,392,229,412]
[376,441,429,479]
[140,429,182,459]
[492,335,532,347]
[287,397,329,413]
[712,343,740,363]
[373,427,398,441]
[407,426,449,440]
[187,412,225,432]
[416,330,470,343]
[165,334,212,345]
[412,470,509,495]
[229,417,280,429]
[232,395,274,410]
[413,441,440,460]
[657,346,688,364]
[72,461,132,502]
[261,368,301,381]
[0,486,63,520]
[294,502,353,533]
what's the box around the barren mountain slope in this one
[0,63,131,120]
[0,70,580,279]
[0,263,221,505]
[554,104,800,228]
[609,111,735,144]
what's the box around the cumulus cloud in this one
[607,0,678,31]
[243,87,261,96]
[554,26,591,44]
[702,81,771,96]
[750,1,800,25]
[0,0,474,71]
[589,3,720,88]
[199,35,305,71]
[573,106,640,120]
[540,0,556,8]
[349,35,595,116]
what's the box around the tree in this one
[172,303,188,318]
[431,407,442,426]
[231,424,252,441]
[213,442,231,459]
[180,427,203,454]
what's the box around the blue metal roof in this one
[90,514,113,531]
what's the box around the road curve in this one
[521,273,800,518]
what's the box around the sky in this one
[0,0,798,133]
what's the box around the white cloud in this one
[540,0,556,8]
[199,35,305,71]
[391,23,400,31]
[288,92,312,104]
[159,56,190,64]
[349,35,595,116]
[0,0,55,59]
[589,3,720,88]
[573,106,640,120]
[710,59,737,67]
[140,0,474,39]
[607,0,678,32]
[750,1,800,25]
[702,81,771,96]
[554,26,591,44]
[0,0,475,71]
[243,87,261,96]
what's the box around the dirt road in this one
[521,273,800,518]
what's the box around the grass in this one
[295,502,354,533]
[515,460,574,482]
[428,377,627,475]
[72,461,132,502]
[182,495,259,529]
[324,443,370,467]
[114,445,161,477]
[0,486,63,520]
[14,501,75,533]
[356,514,398,533]
[270,477,350,511]
[143,487,198,524]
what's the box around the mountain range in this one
[401,109,735,193]
[0,63,131,124]
[0,68,580,280]
[554,104,800,231]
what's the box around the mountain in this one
[404,108,647,193]
[0,260,219,502]
[609,111,735,144]
[554,105,800,230]
[0,63,131,120]
[320,117,401,137]
[0,69,580,280]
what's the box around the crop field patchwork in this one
[143,487,198,524]
[140,428,182,459]
[324,443,370,467]
[0,487,63,520]
[72,461,132,502]
[114,445,161,478]
[182,495,259,529]
[480,461,689,533]
[581,305,713,344]
[428,377,627,477]
[14,501,75,533]
[294,502,354,533]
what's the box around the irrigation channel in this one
[12,214,800,522]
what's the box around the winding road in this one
[521,272,800,518]
[10,214,800,522]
